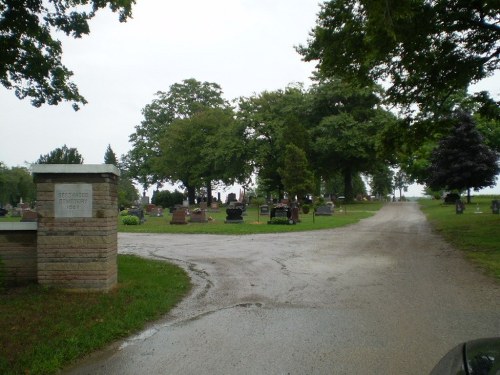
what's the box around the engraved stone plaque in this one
[55,184,92,218]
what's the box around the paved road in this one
[65,202,500,374]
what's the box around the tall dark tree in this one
[36,145,84,164]
[426,112,499,203]
[0,0,135,109]
[298,0,499,116]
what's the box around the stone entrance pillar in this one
[32,164,120,292]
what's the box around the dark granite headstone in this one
[225,207,243,223]
[315,205,333,216]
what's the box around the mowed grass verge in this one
[0,255,191,375]
[419,196,500,280]
[119,202,384,234]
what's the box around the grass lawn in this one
[119,202,384,234]
[0,255,191,375]
[419,196,500,280]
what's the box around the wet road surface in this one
[64,202,500,374]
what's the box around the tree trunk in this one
[467,188,471,204]
[187,186,196,205]
[343,168,354,202]
[206,181,212,205]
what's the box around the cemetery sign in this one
[55,183,92,218]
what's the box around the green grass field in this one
[419,196,500,280]
[0,255,191,375]
[119,202,384,234]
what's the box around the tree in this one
[307,78,396,202]
[369,165,394,199]
[0,0,134,109]
[104,144,118,165]
[128,79,229,192]
[298,0,500,115]
[155,108,250,204]
[426,112,499,203]
[36,145,84,164]
[237,84,311,198]
[393,169,410,200]
[0,163,36,206]
[279,144,314,202]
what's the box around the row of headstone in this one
[455,199,500,215]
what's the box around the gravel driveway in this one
[65,202,500,374]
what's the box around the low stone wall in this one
[0,223,38,286]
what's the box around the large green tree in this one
[426,112,499,203]
[0,0,134,109]
[308,78,396,201]
[237,85,311,198]
[36,144,84,164]
[0,163,36,206]
[298,0,499,115]
[127,79,229,192]
[155,108,250,204]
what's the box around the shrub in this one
[302,204,310,214]
[120,210,129,216]
[122,215,140,225]
[268,217,295,225]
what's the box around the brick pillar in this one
[32,165,120,292]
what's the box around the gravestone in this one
[227,193,237,204]
[209,202,220,212]
[234,202,246,215]
[144,204,156,214]
[21,210,38,222]
[491,200,499,214]
[260,205,269,215]
[170,208,187,224]
[315,205,333,216]
[190,209,208,223]
[200,202,208,211]
[225,207,243,223]
[455,200,465,214]
[271,205,290,219]
[290,206,300,223]
[128,208,145,223]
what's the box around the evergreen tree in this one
[104,144,118,165]
[36,145,84,164]
[426,112,499,203]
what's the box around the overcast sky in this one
[1,0,499,197]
